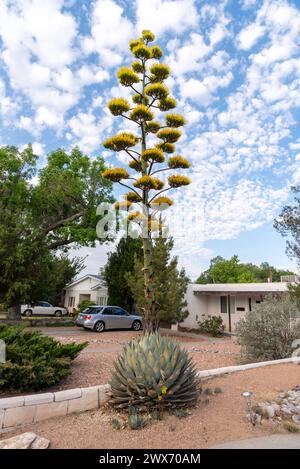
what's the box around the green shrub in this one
[0,324,87,392]
[198,315,225,337]
[236,294,300,363]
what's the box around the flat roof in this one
[192,282,289,294]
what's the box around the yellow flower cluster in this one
[107,98,130,116]
[145,83,169,100]
[117,67,140,87]
[130,104,154,122]
[157,128,182,143]
[158,96,176,111]
[102,167,129,182]
[168,155,190,169]
[149,63,170,81]
[151,196,173,208]
[103,133,138,151]
[165,113,185,127]
[134,176,164,190]
[142,148,165,163]
[168,175,191,187]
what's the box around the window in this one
[103,307,115,315]
[115,308,127,316]
[229,295,236,314]
[220,296,227,314]
[248,298,252,312]
[256,300,261,304]
[236,307,245,312]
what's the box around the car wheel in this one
[24,309,32,317]
[94,321,105,333]
[132,320,142,331]
[54,310,62,317]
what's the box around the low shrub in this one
[198,315,225,337]
[235,294,300,363]
[0,324,87,392]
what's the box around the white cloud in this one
[136,0,199,36]
[82,0,134,68]
[67,110,113,153]
[237,23,265,50]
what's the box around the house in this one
[181,281,290,332]
[64,274,108,314]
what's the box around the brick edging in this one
[196,356,300,379]
[0,384,111,433]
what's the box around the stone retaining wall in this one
[0,384,110,434]
[196,356,300,379]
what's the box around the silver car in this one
[75,305,143,333]
[21,301,68,317]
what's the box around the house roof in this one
[192,282,289,294]
[65,274,103,289]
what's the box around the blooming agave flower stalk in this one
[102,30,191,332]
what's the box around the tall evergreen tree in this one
[126,234,189,328]
[101,30,190,332]
[102,237,143,312]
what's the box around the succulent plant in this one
[127,413,148,430]
[111,418,121,430]
[108,333,199,410]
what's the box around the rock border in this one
[0,384,110,434]
[196,356,300,379]
[1,356,300,434]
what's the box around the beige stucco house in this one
[181,282,290,332]
[64,274,108,314]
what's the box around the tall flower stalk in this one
[102,30,191,332]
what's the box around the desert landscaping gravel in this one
[2,363,300,449]
[48,330,240,391]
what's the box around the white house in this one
[181,282,290,332]
[64,274,108,314]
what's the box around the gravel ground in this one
[0,329,240,396]
[3,363,300,449]
[47,330,240,392]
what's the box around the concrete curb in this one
[0,384,110,434]
[196,356,300,379]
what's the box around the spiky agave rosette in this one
[108,333,199,410]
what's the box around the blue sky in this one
[1,0,300,279]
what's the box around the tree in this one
[101,30,190,332]
[0,145,113,318]
[102,236,143,312]
[274,186,300,263]
[126,234,189,328]
[196,255,294,284]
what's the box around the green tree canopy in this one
[196,255,294,284]
[102,236,143,312]
[0,145,113,317]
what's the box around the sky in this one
[1,0,300,280]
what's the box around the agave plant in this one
[108,333,198,410]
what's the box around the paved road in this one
[42,327,218,342]
[211,434,300,449]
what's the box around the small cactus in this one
[214,386,222,394]
[111,418,121,430]
[127,413,148,430]
[204,387,212,396]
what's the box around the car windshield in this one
[81,307,103,314]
